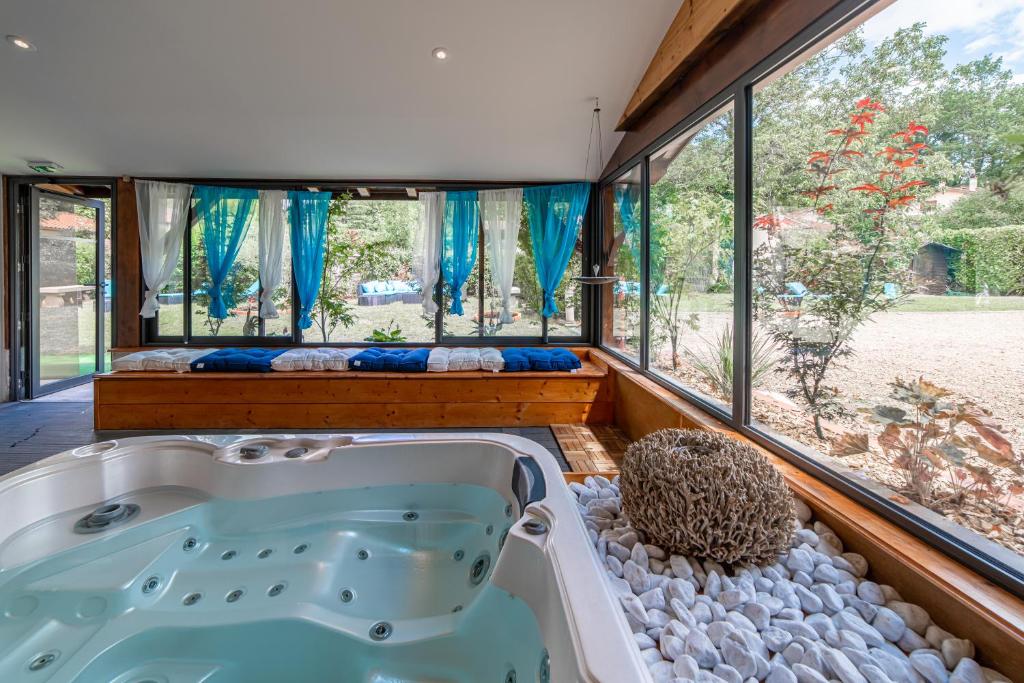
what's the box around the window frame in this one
[595,0,1024,598]
[141,180,594,348]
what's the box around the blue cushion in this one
[190,348,288,373]
[349,348,429,372]
[500,348,531,372]
[500,348,582,372]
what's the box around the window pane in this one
[261,213,292,338]
[156,200,185,338]
[602,166,642,360]
[442,267,481,338]
[190,199,259,338]
[309,197,432,344]
[482,208,544,337]
[546,231,584,338]
[751,0,1024,566]
[648,106,736,414]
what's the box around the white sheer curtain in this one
[258,190,288,318]
[480,188,523,324]
[413,191,446,315]
[136,180,193,318]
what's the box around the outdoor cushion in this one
[479,348,504,372]
[349,347,430,372]
[448,348,482,371]
[427,347,451,372]
[190,348,288,373]
[500,348,581,372]
[111,348,212,373]
[271,348,360,372]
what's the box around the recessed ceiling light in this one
[6,35,35,51]
[432,47,448,61]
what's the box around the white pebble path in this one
[569,476,1014,683]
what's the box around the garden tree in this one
[310,194,356,342]
[931,56,1024,186]
[190,234,260,337]
[647,110,734,369]
[931,186,1024,232]
[650,191,732,369]
[754,99,930,439]
[309,195,423,342]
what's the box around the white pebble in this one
[887,601,930,635]
[909,651,949,683]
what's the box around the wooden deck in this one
[552,423,626,473]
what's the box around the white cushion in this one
[479,348,504,372]
[447,347,482,371]
[427,347,451,372]
[112,348,211,373]
[272,348,360,372]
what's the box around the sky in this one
[862,0,1024,80]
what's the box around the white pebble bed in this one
[570,475,1014,683]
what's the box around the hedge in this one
[934,225,1024,295]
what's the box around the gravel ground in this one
[650,308,1024,558]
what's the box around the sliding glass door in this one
[27,189,107,396]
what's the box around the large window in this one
[601,166,643,361]
[750,0,1024,570]
[649,107,735,415]
[147,187,589,344]
[599,0,1024,589]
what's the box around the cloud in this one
[856,0,1024,72]
[965,35,999,53]
[861,0,1022,41]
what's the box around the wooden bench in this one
[93,349,611,430]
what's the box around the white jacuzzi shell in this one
[0,433,648,682]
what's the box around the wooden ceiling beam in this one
[617,0,759,131]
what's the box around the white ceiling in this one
[0,0,680,182]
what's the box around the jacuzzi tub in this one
[0,433,645,682]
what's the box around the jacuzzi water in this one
[0,434,646,682]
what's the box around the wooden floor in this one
[552,423,627,472]
[0,392,570,477]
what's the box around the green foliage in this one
[684,325,777,401]
[75,248,95,287]
[851,378,1022,507]
[754,100,927,438]
[935,225,1024,295]
[931,187,1024,232]
[647,108,735,369]
[650,189,733,368]
[364,319,406,343]
[309,194,356,343]
[190,231,260,337]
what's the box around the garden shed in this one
[912,241,961,294]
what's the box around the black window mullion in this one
[732,85,752,426]
[640,158,651,371]
[478,215,485,338]
[183,206,193,344]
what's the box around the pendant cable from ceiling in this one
[584,98,603,181]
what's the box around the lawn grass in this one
[150,298,579,343]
